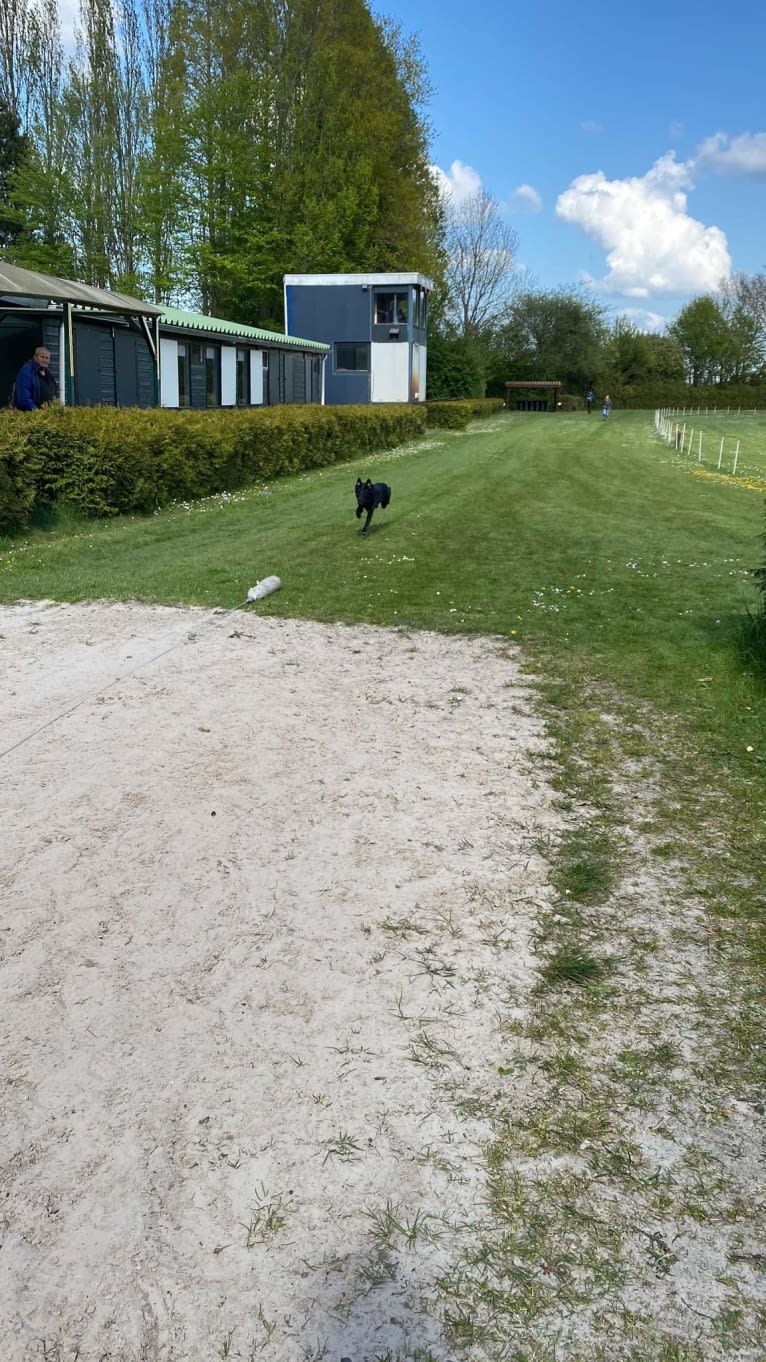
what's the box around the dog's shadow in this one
[358,520,391,538]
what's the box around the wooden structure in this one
[505,379,562,411]
[0,260,329,409]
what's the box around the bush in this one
[425,333,487,399]
[0,423,39,535]
[0,402,428,533]
[609,381,766,410]
[426,398,504,429]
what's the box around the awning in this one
[0,259,162,316]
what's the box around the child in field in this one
[602,394,612,420]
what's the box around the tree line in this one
[430,189,766,400]
[2,1,764,392]
[0,0,442,325]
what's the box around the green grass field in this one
[3,406,765,950]
[3,406,765,887]
[660,406,766,480]
[4,408,766,1357]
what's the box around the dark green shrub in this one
[0,419,39,535]
[425,333,487,399]
[608,381,766,410]
[426,398,504,429]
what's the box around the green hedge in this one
[0,403,428,534]
[425,397,504,428]
[609,382,766,411]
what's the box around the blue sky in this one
[375,0,766,330]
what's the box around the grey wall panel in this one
[292,353,306,403]
[74,323,116,406]
[286,284,371,344]
[325,370,369,404]
[114,329,154,407]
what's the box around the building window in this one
[205,345,219,405]
[236,348,250,406]
[335,342,370,372]
[414,289,428,329]
[374,292,408,325]
[177,343,189,407]
[262,350,269,369]
[191,342,204,365]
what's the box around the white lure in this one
[246,576,282,602]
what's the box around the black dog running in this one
[354,478,391,534]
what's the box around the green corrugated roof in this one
[161,306,329,352]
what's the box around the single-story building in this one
[0,260,328,409]
[158,308,326,408]
[283,272,432,405]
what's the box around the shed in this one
[504,380,562,411]
[0,260,329,409]
[0,260,161,407]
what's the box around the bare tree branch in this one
[443,189,518,336]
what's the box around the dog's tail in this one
[382,486,391,509]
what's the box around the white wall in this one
[370,342,409,402]
[160,337,179,407]
[250,350,264,405]
[220,345,236,406]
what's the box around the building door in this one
[114,329,154,407]
[74,324,116,405]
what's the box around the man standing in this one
[586,387,595,414]
[13,346,59,410]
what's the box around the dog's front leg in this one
[362,508,373,534]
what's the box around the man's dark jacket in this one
[14,360,59,411]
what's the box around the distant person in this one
[602,394,612,420]
[586,387,595,414]
[13,346,59,410]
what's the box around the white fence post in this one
[718,438,724,470]
[733,441,740,475]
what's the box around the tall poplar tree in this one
[5,0,446,318]
[5,0,77,275]
[136,0,189,301]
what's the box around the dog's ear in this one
[365,479,372,488]
[355,479,362,488]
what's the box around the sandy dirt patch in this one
[0,601,559,1362]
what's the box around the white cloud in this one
[695,131,766,178]
[581,121,603,134]
[555,152,731,297]
[618,307,669,333]
[430,160,483,206]
[508,183,542,214]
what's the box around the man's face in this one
[35,348,51,368]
